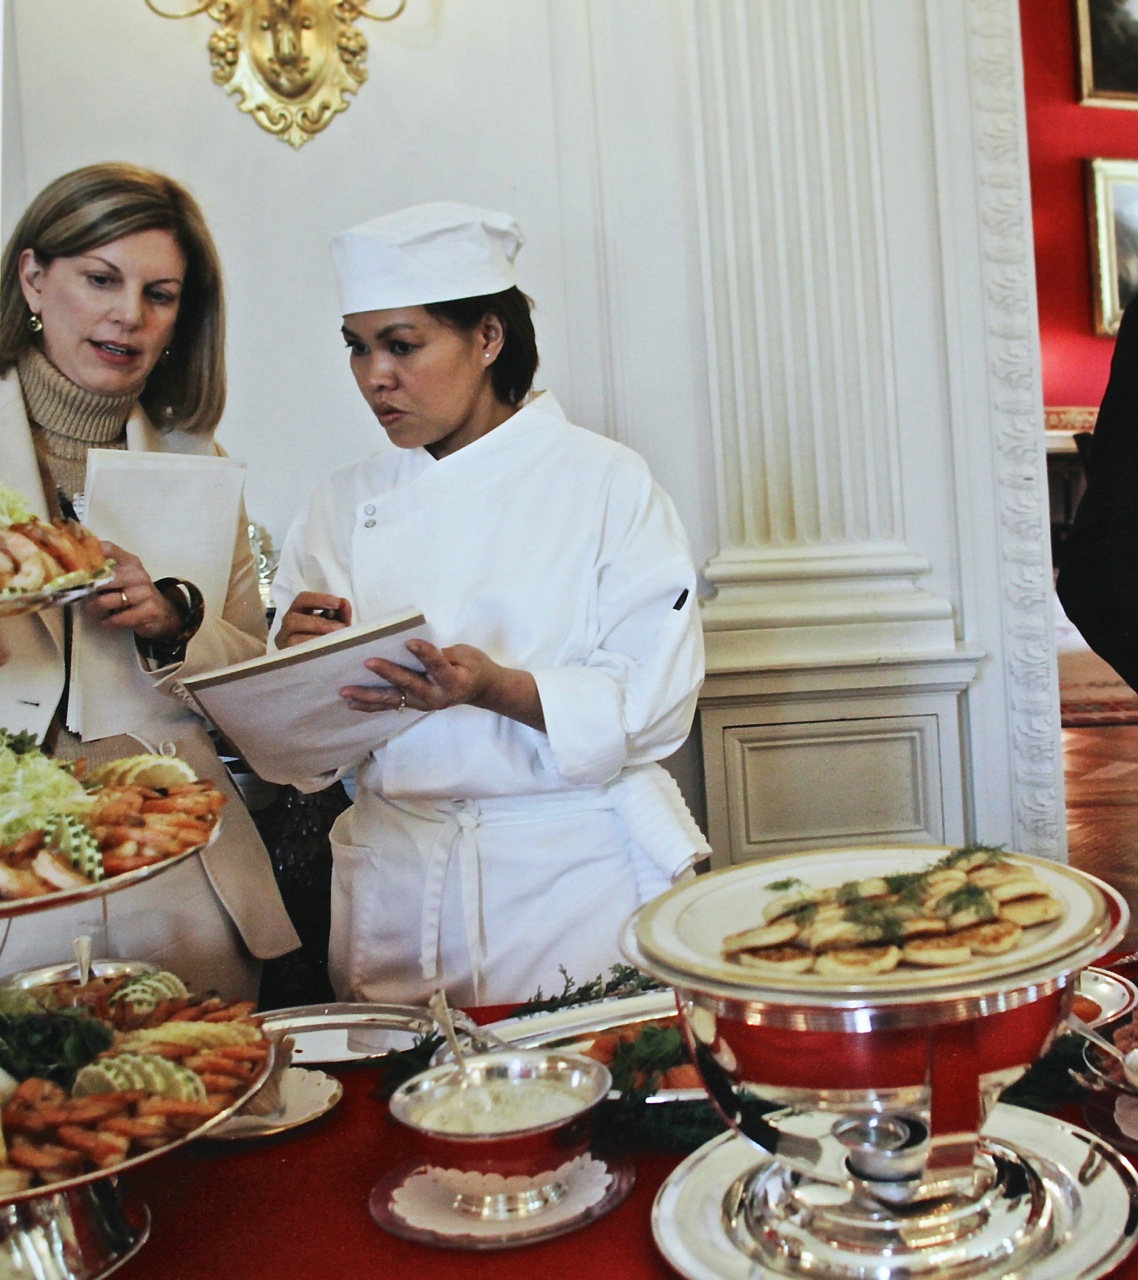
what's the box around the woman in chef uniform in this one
[272,202,708,1006]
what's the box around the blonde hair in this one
[0,164,225,435]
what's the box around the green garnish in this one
[935,882,997,920]
[766,877,804,892]
[609,1023,688,1096]
[0,1010,113,1088]
[0,730,41,757]
[938,844,1007,869]
[883,871,931,902]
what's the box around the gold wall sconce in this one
[144,1,407,149]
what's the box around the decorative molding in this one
[143,0,406,149]
[959,0,1062,853]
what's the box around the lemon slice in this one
[122,756,197,788]
[89,754,198,788]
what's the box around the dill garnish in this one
[935,882,997,920]
[767,877,804,892]
[937,844,1007,869]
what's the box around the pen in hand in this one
[276,592,353,648]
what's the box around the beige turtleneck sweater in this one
[19,346,135,519]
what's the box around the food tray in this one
[206,1067,343,1141]
[0,959,156,992]
[1079,967,1138,1027]
[0,820,219,920]
[443,991,704,1102]
[0,566,113,618]
[0,1040,273,1207]
[634,846,1114,998]
[257,1002,463,1065]
[0,960,274,1204]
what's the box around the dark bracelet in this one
[137,577,205,666]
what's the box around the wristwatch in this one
[137,577,205,667]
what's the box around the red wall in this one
[1022,0,1138,406]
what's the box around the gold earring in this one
[27,314,42,334]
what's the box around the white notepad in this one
[70,450,247,740]
[181,608,436,783]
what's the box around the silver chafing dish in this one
[626,844,1138,1280]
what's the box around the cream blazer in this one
[0,369,298,961]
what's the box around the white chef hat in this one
[330,201,524,315]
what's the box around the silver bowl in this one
[387,1050,611,1219]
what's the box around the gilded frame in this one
[1076,0,1138,107]
[1087,157,1138,335]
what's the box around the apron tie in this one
[419,800,487,1001]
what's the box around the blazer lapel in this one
[0,371,50,519]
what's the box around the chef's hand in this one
[276,592,353,649]
[89,543,182,641]
[342,639,546,733]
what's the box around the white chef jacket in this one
[272,391,708,1004]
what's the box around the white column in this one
[688,0,956,666]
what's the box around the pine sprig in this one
[512,964,666,1017]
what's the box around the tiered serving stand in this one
[0,786,265,1278]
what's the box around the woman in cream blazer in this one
[0,165,297,997]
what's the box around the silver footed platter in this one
[652,1103,1138,1280]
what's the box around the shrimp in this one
[0,530,47,591]
[0,862,48,899]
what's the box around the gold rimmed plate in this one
[634,846,1113,999]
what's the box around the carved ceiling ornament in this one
[144,0,407,149]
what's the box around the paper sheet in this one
[69,449,247,740]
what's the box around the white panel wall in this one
[0,0,1062,854]
[1,0,717,565]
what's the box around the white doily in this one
[391,1155,611,1238]
[1114,1094,1138,1139]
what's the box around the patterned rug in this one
[1055,594,1138,726]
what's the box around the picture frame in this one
[1087,158,1138,335]
[1076,0,1138,106]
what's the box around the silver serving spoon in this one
[73,935,92,987]
[428,989,492,1112]
[1068,1012,1138,1087]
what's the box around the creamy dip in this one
[412,1078,586,1135]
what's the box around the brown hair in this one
[0,163,225,434]
[425,287,538,406]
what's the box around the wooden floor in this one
[1065,723,1138,953]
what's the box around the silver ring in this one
[118,590,129,610]
[397,691,407,712]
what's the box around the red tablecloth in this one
[111,993,1138,1280]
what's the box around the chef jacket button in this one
[364,519,376,528]
[364,504,376,515]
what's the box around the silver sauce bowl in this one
[387,1049,611,1219]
